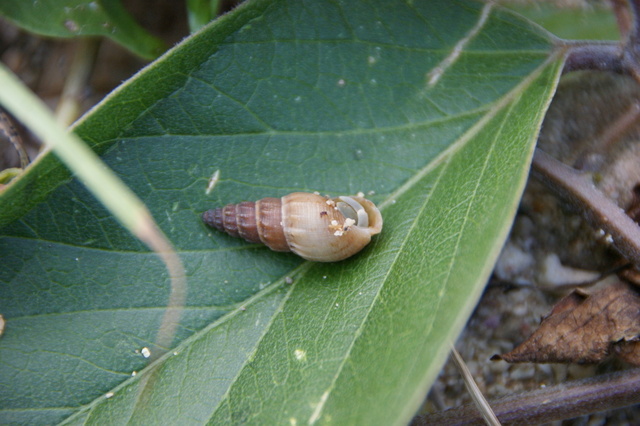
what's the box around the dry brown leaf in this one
[492,280,640,365]
[613,340,640,365]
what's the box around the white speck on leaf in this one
[64,20,80,32]
[294,348,307,361]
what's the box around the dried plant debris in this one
[0,108,28,170]
[493,280,640,365]
[496,71,640,285]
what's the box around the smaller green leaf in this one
[187,0,221,33]
[0,0,166,59]
[0,168,21,184]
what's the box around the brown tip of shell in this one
[202,208,223,230]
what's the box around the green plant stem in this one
[0,63,186,356]
[0,63,145,231]
[55,38,100,126]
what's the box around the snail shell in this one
[202,192,383,262]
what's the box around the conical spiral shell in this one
[202,192,383,262]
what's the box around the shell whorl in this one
[202,198,289,252]
[202,192,383,262]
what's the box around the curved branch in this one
[531,148,640,266]
[563,44,624,74]
[412,368,640,425]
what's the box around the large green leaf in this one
[0,0,562,424]
[0,0,165,58]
